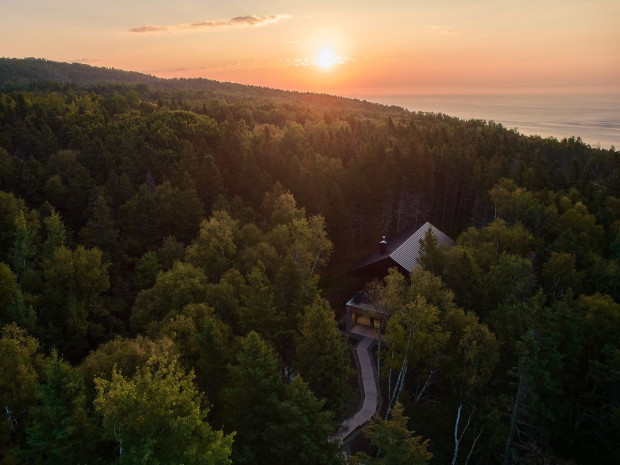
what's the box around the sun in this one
[316,46,337,70]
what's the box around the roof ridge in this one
[390,221,431,259]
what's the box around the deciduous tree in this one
[94,349,232,465]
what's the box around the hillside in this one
[0,57,408,116]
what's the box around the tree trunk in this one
[464,428,483,465]
[452,404,463,465]
[414,370,435,403]
[452,404,475,465]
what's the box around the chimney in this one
[379,236,388,254]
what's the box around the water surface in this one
[364,94,619,150]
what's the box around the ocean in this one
[362,94,619,150]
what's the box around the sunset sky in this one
[1,0,618,96]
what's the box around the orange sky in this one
[1,0,618,96]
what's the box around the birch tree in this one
[383,296,446,417]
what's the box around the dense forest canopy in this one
[0,58,618,465]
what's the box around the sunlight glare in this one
[316,47,337,70]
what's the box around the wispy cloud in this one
[129,14,291,34]
[283,56,355,68]
[72,57,105,64]
[428,25,457,34]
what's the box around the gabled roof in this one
[390,222,454,272]
[352,222,454,275]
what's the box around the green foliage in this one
[0,324,41,459]
[194,311,235,402]
[79,336,178,393]
[0,191,31,264]
[295,297,352,419]
[40,245,110,359]
[10,210,39,279]
[185,210,240,281]
[133,251,159,290]
[458,219,534,269]
[351,403,432,465]
[417,227,444,276]
[0,262,17,313]
[443,308,499,397]
[119,182,204,256]
[43,150,94,229]
[268,376,343,465]
[41,209,67,258]
[578,293,620,356]
[130,261,208,333]
[221,331,284,465]
[384,295,447,381]
[541,252,582,300]
[239,261,283,342]
[79,192,120,258]
[441,245,482,309]
[25,351,96,465]
[94,349,232,465]
[484,253,535,310]
[155,235,185,271]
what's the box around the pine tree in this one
[221,331,284,465]
[79,192,120,258]
[351,403,432,465]
[239,261,283,342]
[25,351,96,465]
[295,297,352,419]
[417,227,444,276]
[268,376,343,465]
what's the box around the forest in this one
[0,57,618,465]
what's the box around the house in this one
[345,222,454,331]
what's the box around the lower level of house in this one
[345,291,385,332]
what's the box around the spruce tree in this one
[294,297,352,419]
[25,351,96,465]
[221,331,284,465]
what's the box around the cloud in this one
[155,58,275,76]
[130,25,167,33]
[429,25,457,34]
[129,14,291,34]
[72,57,105,64]
[282,55,355,68]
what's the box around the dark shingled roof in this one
[352,222,454,274]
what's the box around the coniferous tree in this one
[79,192,120,259]
[25,351,96,465]
[221,331,284,465]
[294,297,352,419]
[351,403,433,465]
[0,263,17,316]
[239,261,283,342]
[268,376,343,465]
[41,209,67,259]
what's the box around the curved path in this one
[334,325,379,443]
